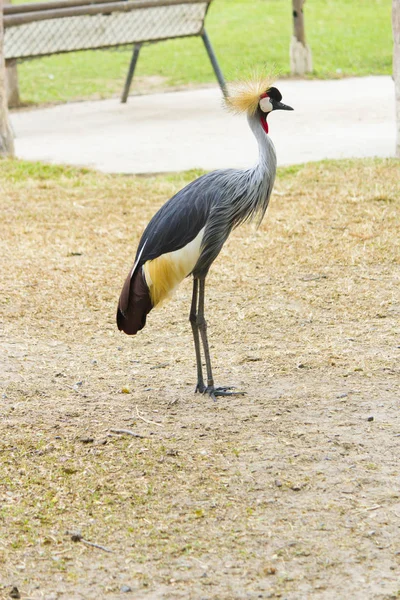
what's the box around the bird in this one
[117,74,293,400]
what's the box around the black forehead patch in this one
[267,87,282,102]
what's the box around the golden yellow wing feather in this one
[143,227,205,307]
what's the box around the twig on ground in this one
[192,556,208,570]
[135,406,164,427]
[81,539,113,553]
[110,428,147,438]
[66,531,113,553]
[354,505,382,513]
[150,362,170,370]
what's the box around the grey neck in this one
[247,112,277,170]
[233,111,277,226]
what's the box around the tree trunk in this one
[290,0,312,76]
[5,0,20,108]
[393,0,400,157]
[0,0,14,155]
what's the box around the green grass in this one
[13,0,392,105]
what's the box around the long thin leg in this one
[201,30,228,98]
[189,278,205,392]
[121,43,142,104]
[197,278,214,389]
[197,278,244,400]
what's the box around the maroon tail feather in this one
[117,266,153,335]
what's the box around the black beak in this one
[272,100,294,111]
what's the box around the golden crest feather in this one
[225,73,277,116]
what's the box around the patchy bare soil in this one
[1,158,400,600]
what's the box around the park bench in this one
[3,0,227,103]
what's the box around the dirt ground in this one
[1,158,399,599]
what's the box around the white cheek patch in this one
[259,97,273,113]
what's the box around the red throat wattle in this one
[261,115,269,135]
[259,91,269,135]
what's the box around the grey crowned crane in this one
[117,75,293,400]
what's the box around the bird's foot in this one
[195,383,245,402]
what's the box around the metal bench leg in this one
[201,29,228,97]
[121,43,142,103]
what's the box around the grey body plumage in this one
[194,114,276,277]
[134,112,276,278]
[117,84,292,400]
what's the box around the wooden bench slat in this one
[3,0,211,12]
[3,0,211,27]
[4,0,126,16]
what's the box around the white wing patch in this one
[129,239,147,279]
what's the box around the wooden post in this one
[393,0,400,157]
[0,0,15,155]
[6,59,20,107]
[290,0,312,76]
[5,0,20,107]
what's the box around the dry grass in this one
[1,157,400,599]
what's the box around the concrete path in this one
[10,76,396,174]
